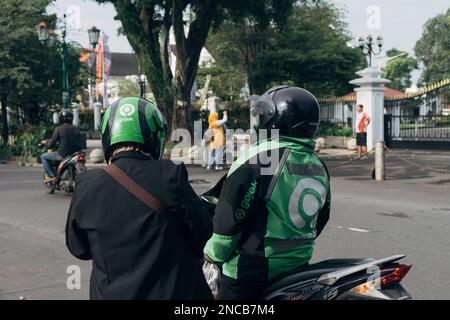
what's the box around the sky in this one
[49,0,450,82]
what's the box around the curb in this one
[3,150,355,169]
[5,161,42,168]
[5,161,108,168]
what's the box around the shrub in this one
[0,143,13,159]
[78,110,95,131]
[11,126,48,160]
[317,123,353,137]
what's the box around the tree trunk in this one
[112,0,217,135]
[171,79,191,133]
[1,95,9,144]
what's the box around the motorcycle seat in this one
[264,258,374,296]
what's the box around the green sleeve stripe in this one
[204,232,241,263]
[222,253,240,279]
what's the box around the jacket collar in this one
[110,150,152,163]
[276,136,316,152]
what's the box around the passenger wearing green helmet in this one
[66,97,213,300]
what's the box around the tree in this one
[96,0,294,132]
[205,1,364,97]
[0,0,87,142]
[0,0,51,142]
[415,8,450,84]
[117,79,140,98]
[196,61,246,103]
[383,48,418,90]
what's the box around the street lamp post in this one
[358,35,384,67]
[87,26,101,110]
[36,16,70,109]
[87,26,102,131]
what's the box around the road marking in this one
[347,227,371,233]
[332,225,371,233]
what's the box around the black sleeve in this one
[316,159,331,238]
[49,127,60,149]
[316,199,330,237]
[203,164,261,262]
[213,165,260,236]
[65,178,92,260]
[174,163,213,258]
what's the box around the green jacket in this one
[204,137,331,281]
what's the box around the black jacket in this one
[66,151,213,300]
[49,124,83,157]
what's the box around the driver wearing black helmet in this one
[40,110,83,182]
[204,86,331,300]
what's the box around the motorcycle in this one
[200,175,412,300]
[39,143,87,195]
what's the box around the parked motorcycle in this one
[200,175,412,300]
[39,143,87,195]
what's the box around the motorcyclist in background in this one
[204,86,331,300]
[40,110,82,182]
[66,97,213,300]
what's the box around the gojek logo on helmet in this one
[119,104,136,117]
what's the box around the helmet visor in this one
[251,95,277,130]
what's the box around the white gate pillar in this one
[350,67,390,151]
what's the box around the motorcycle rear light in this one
[351,264,411,296]
[380,264,411,286]
[77,155,85,162]
[351,281,377,295]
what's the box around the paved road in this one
[1,150,450,300]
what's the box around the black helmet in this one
[100,97,167,162]
[252,86,320,138]
[60,110,74,124]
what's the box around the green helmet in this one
[101,97,167,162]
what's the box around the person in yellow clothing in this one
[207,111,228,170]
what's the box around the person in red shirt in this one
[355,104,371,159]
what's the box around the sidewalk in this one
[7,147,358,168]
[318,148,356,158]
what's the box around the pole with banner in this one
[94,34,103,131]
[102,32,112,109]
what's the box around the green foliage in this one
[222,102,251,131]
[190,103,251,134]
[197,62,246,102]
[78,110,95,132]
[317,123,353,137]
[0,143,13,159]
[383,48,418,90]
[414,8,450,84]
[97,0,294,130]
[11,126,47,159]
[205,1,364,96]
[0,0,88,132]
[117,79,140,98]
